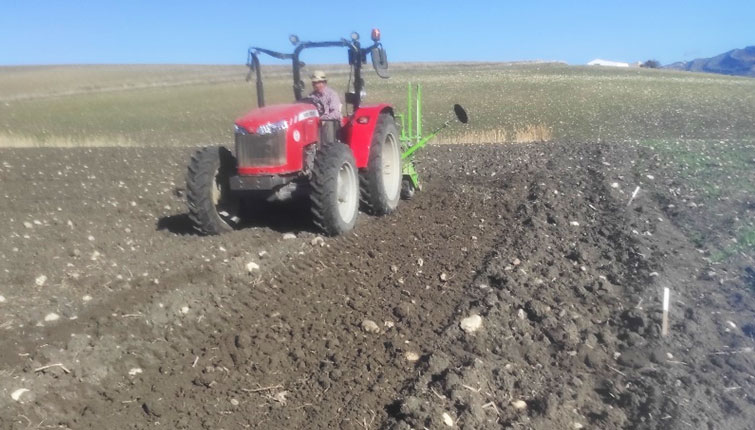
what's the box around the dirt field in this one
[1,139,753,429]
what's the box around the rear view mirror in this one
[371,46,389,79]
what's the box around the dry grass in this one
[437,124,552,144]
[513,124,552,143]
[437,128,508,144]
[0,133,135,148]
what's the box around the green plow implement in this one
[395,83,468,197]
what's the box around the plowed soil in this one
[1,142,753,429]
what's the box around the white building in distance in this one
[587,59,630,67]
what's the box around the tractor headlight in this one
[256,120,289,135]
[234,124,249,135]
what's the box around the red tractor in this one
[186,30,402,236]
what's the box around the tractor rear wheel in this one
[310,143,359,236]
[361,113,402,215]
[186,146,241,235]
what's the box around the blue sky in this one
[0,0,752,66]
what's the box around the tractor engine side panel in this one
[341,104,393,168]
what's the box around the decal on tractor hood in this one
[295,109,319,122]
[238,106,319,135]
[256,119,289,135]
[255,109,318,135]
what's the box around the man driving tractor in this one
[308,70,342,120]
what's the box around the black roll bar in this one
[247,38,384,110]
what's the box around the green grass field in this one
[1,63,754,147]
[637,137,755,263]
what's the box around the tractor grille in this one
[235,130,287,167]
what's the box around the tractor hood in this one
[235,103,319,135]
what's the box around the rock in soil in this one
[361,319,380,334]
[460,314,482,333]
[511,400,527,410]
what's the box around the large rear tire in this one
[361,113,402,215]
[310,143,359,236]
[186,146,241,235]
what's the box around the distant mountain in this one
[665,46,755,77]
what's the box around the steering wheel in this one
[299,97,325,116]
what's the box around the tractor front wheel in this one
[310,143,360,236]
[361,113,402,215]
[186,146,242,235]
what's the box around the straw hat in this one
[310,70,327,82]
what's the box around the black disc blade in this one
[453,104,468,124]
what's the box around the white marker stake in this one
[627,186,641,207]
[662,287,670,337]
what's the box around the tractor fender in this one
[342,104,394,168]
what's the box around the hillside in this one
[666,46,755,77]
[2,63,754,149]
